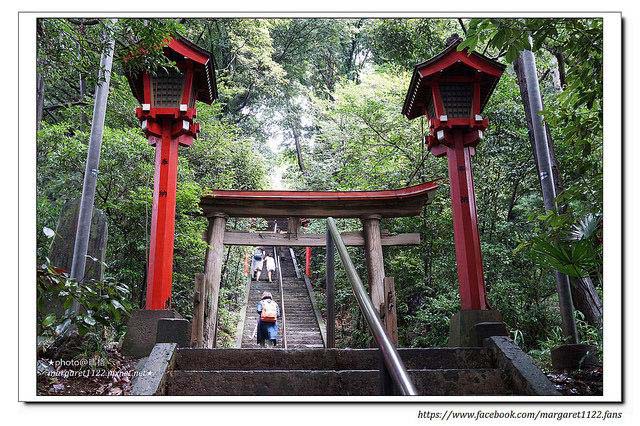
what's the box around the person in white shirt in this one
[264,253,276,283]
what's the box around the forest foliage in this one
[36,17,603,366]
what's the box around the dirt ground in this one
[546,367,604,396]
[37,347,138,396]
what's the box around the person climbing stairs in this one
[240,247,282,348]
[239,245,324,349]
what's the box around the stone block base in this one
[156,318,191,348]
[448,309,506,347]
[122,309,182,358]
[551,343,599,370]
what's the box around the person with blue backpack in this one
[251,247,265,281]
[257,291,280,347]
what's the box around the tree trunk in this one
[515,50,603,330]
[292,127,305,173]
[79,72,88,126]
[570,276,603,328]
[506,177,520,221]
[69,20,116,315]
[515,50,578,343]
[36,73,44,130]
[550,48,566,90]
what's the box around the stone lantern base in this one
[122,309,184,358]
[448,309,509,347]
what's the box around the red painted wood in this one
[432,84,445,117]
[417,50,503,79]
[146,120,180,310]
[207,181,438,202]
[128,35,214,311]
[167,38,209,65]
[181,62,194,105]
[142,73,151,104]
[445,131,487,310]
[305,247,312,277]
[403,40,504,312]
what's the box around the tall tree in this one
[516,48,578,343]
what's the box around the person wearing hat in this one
[256,291,280,347]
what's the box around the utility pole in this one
[517,48,578,344]
[69,20,116,312]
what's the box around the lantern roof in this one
[127,35,218,106]
[402,35,506,120]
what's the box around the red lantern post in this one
[127,37,217,310]
[403,36,507,344]
[305,247,312,277]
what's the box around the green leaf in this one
[110,299,125,311]
[42,314,56,327]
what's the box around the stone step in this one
[287,333,320,340]
[285,335,324,339]
[284,324,321,330]
[166,368,509,396]
[174,348,495,371]
[285,316,320,321]
[285,341,324,346]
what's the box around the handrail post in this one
[379,353,396,395]
[325,227,336,348]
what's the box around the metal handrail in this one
[326,217,418,396]
[273,246,287,349]
[290,247,328,347]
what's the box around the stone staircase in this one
[239,248,282,348]
[279,248,324,348]
[164,347,514,396]
[133,219,559,397]
[239,246,324,349]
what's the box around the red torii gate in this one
[196,181,439,348]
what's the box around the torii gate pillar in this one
[202,213,228,348]
[362,214,398,343]
[362,215,386,315]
